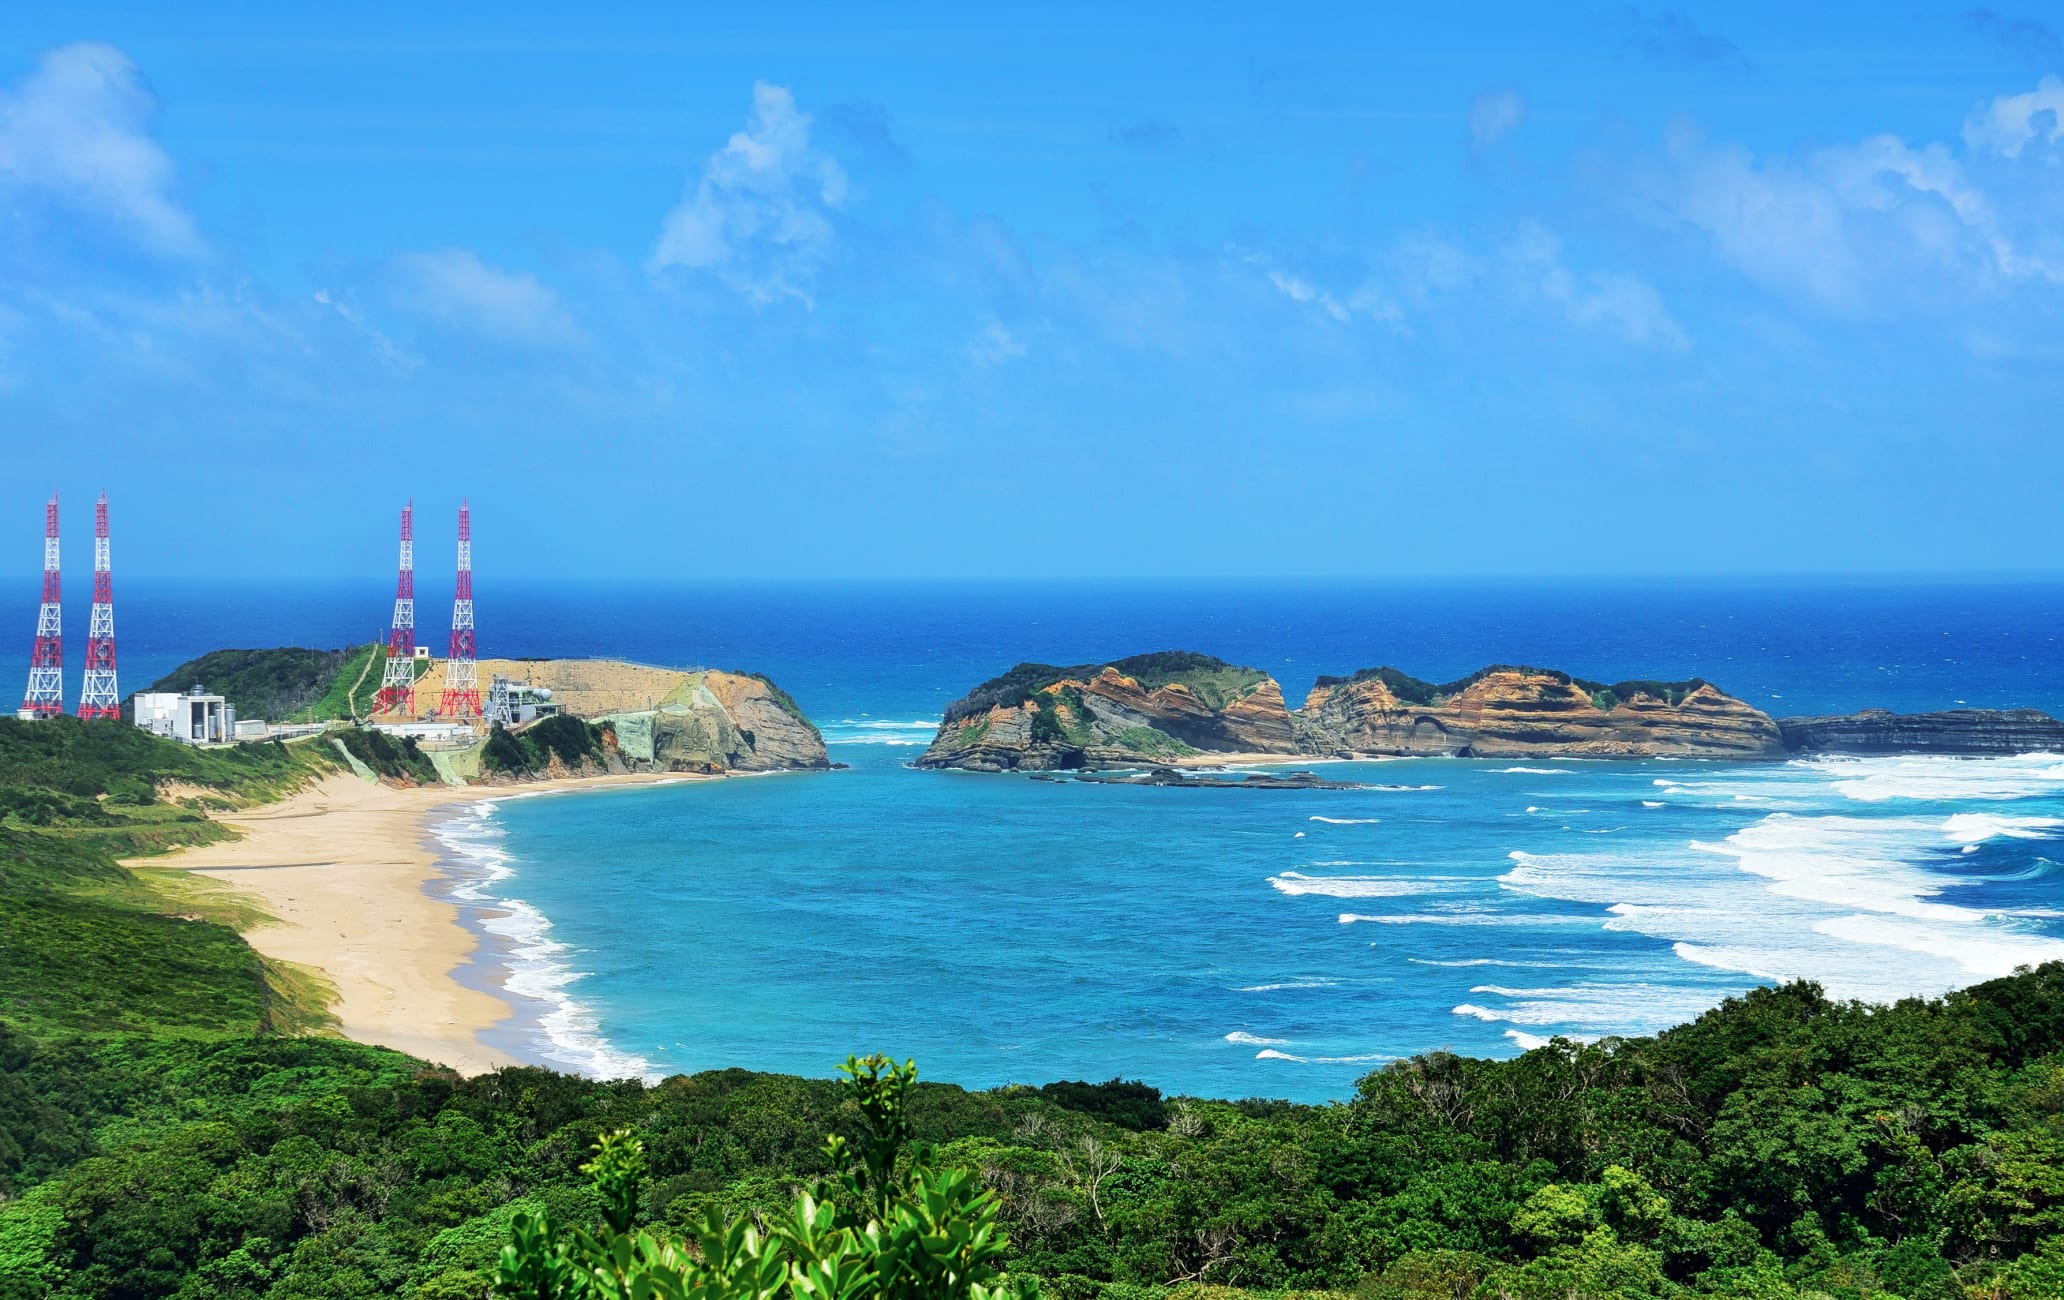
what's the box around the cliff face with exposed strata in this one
[1301,669,1785,759]
[918,655,1790,770]
[916,653,1302,771]
[1778,709,2064,757]
[597,669,830,773]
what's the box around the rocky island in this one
[918,651,2064,771]
[916,653,1787,770]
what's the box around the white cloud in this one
[1964,75,2064,159]
[1260,263,1405,329]
[0,42,199,257]
[651,82,849,306]
[1469,88,1527,149]
[966,320,1027,368]
[1504,224,1687,348]
[1644,95,2064,311]
[391,249,583,347]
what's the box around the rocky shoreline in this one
[916,651,2064,772]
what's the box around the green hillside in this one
[134,644,384,723]
[1,717,2063,1297]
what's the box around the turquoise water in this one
[126,575,2048,1102]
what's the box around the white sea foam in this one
[820,718,941,746]
[1498,753,2064,1003]
[1505,1030,1552,1050]
[1271,871,1454,898]
[1252,1048,1392,1064]
[1941,813,2063,844]
[1237,979,1339,991]
[1225,1031,1288,1046]
[1501,767,1573,775]
[1310,816,1381,824]
[1641,800,1665,808]
[431,804,659,1083]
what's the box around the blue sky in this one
[3,3,2062,578]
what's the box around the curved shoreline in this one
[140,770,705,1076]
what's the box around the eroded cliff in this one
[1302,666,1785,759]
[916,652,1301,771]
[919,654,1787,770]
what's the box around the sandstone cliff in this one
[919,654,1787,770]
[1301,666,1785,759]
[916,652,1301,771]
[1778,708,2064,757]
[598,669,829,773]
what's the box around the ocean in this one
[82,577,2064,1101]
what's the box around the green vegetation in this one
[480,716,613,776]
[138,646,380,724]
[945,653,1267,725]
[1106,651,1266,711]
[6,706,2064,1298]
[0,718,334,1043]
[1314,665,1713,711]
[4,962,2064,1297]
[493,1055,1033,1300]
[1110,727,1197,758]
[335,726,443,784]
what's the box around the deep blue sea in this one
[53,577,2064,1102]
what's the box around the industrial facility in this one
[15,492,506,745]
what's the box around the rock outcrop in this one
[918,654,1787,770]
[1302,667,1785,759]
[592,669,830,772]
[916,652,1301,771]
[1778,709,2064,757]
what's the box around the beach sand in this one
[137,769,692,1075]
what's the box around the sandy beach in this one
[137,769,692,1075]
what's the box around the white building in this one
[134,685,237,745]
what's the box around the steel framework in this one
[438,500,480,718]
[20,494,62,718]
[374,501,417,715]
[77,493,118,719]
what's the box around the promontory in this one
[915,651,2064,771]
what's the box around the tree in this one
[494,1055,1038,1300]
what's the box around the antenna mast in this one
[20,494,62,718]
[77,493,118,719]
[374,501,417,715]
[438,500,480,718]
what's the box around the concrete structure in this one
[134,684,237,744]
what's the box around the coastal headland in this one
[917,650,2064,771]
[121,650,835,1074]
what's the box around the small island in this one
[918,650,2064,771]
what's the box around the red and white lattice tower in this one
[20,494,63,718]
[76,493,118,719]
[438,500,480,718]
[373,501,417,716]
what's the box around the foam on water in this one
[1310,816,1382,824]
[1270,871,1456,898]
[820,718,942,746]
[433,801,658,1082]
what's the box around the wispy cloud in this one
[391,249,583,347]
[1964,9,2063,64]
[1469,88,1527,148]
[1964,75,2064,159]
[1111,117,1184,151]
[0,42,200,257]
[1640,94,2064,311]
[965,320,1027,369]
[650,82,849,306]
[1621,9,1748,68]
[1504,224,1686,348]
